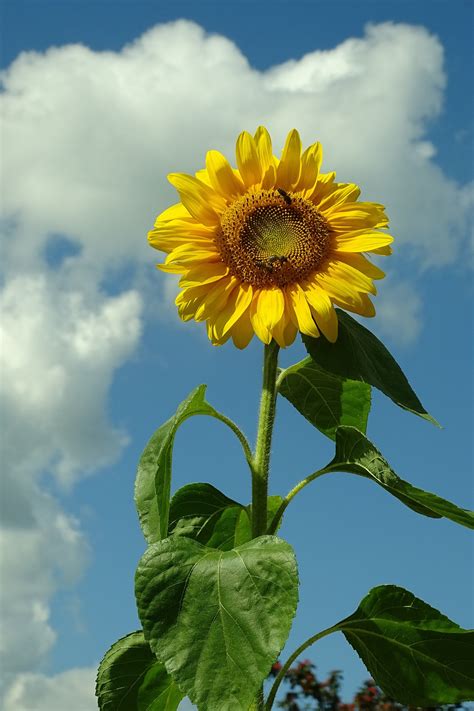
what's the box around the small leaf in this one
[169,483,244,551]
[303,310,438,424]
[278,356,371,440]
[337,585,474,704]
[135,385,241,544]
[327,426,473,528]
[96,631,184,711]
[135,535,298,711]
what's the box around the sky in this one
[0,0,473,709]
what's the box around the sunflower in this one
[148,127,393,349]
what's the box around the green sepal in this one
[303,310,438,425]
[278,356,371,440]
[95,630,184,710]
[135,385,246,544]
[337,585,474,704]
[135,535,299,711]
[327,426,473,528]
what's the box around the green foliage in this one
[337,585,474,705]
[302,310,438,424]
[134,385,248,544]
[101,311,473,711]
[168,482,244,550]
[96,631,183,711]
[278,357,371,440]
[135,535,299,711]
[327,426,474,528]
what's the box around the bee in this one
[277,188,292,205]
[255,255,288,271]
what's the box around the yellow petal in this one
[327,260,377,294]
[314,270,366,303]
[371,244,393,255]
[148,225,215,254]
[308,171,337,204]
[236,131,263,188]
[194,277,237,321]
[303,284,338,342]
[318,183,361,212]
[333,292,376,318]
[256,288,285,332]
[212,283,253,338]
[231,309,255,349]
[157,262,186,274]
[179,262,229,287]
[157,202,194,222]
[332,252,386,280]
[286,283,319,338]
[254,126,277,189]
[295,142,323,195]
[272,306,298,348]
[206,150,245,198]
[165,248,220,268]
[333,230,394,253]
[327,202,389,231]
[250,290,272,344]
[168,173,225,225]
[276,129,302,190]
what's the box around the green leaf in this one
[96,631,184,711]
[168,483,244,551]
[234,496,285,545]
[135,535,298,711]
[278,356,371,440]
[303,310,438,425]
[326,426,474,528]
[135,385,243,544]
[337,585,474,704]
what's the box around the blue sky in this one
[1,1,473,708]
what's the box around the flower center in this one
[215,189,331,287]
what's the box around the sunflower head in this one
[148,127,393,349]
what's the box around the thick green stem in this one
[252,340,280,538]
[264,624,339,710]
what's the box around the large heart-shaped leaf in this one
[337,585,474,704]
[303,310,437,424]
[278,356,371,440]
[135,536,298,710]
[135,385,249,544]
[96,631,184,710]
[326,426,473,528]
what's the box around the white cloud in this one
[0,275,142,676]
[1,16,470,691]
[374,278,423,346]
[1,20,471,277]
[3,667,97,711]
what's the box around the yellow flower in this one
[148,127,393,349]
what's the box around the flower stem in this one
[252,341,280,537]
[264,624,339,710]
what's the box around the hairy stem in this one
[252,340,280,538]
[264,625,339,710]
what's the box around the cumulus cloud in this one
[0,275,142,677]
[374,279,423,346]
[1,16,470,693]
[1,19,471,277]
[3,667,97,711]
